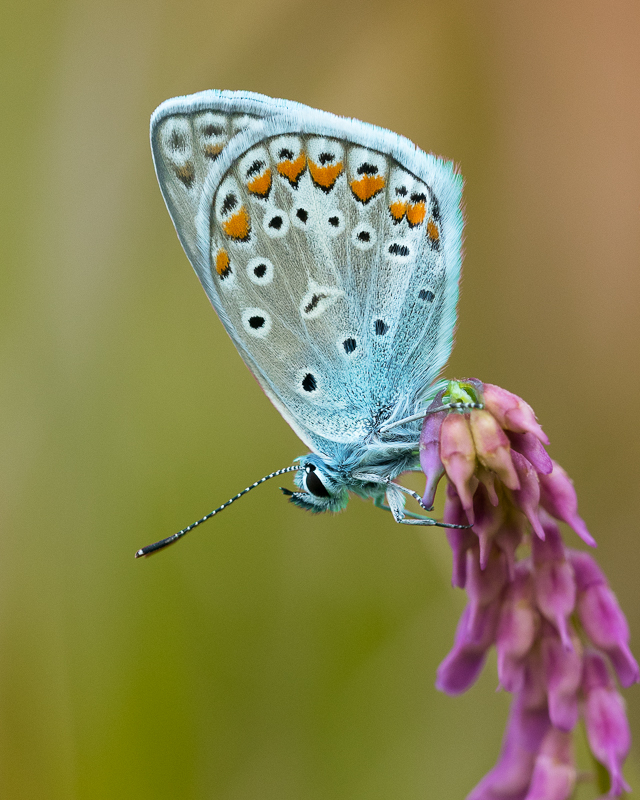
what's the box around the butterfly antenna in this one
[135,465,299,558]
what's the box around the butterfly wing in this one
[151,91,463,457]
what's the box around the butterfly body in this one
[151,91,463,523]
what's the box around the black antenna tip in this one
[134,535,179,558]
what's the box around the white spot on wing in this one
[159,117,193,166]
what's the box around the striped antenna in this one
[135,465,299,558]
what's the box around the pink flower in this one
[525,729,576,800]
[421,380,638,798]
[571,551,640,688]
[583,651,632,796]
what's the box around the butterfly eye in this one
[304,464,330,498]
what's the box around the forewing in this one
[151,92,463,456]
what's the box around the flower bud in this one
[532,518,576,650]
[573,555,640,688]
[539,462,596,547]
[507,431,553,475]
[524,729,576,800]
[541,626,582,731]
[470,409,520,490]
[483,383,549,444]
[466,699,549,800]
[496,566,539,692]
[509,451,546,541]
[477,465,499,506]
[583,651,632,797]
[466,737,535,800]
[436,603,499,695]
[471,485,507,568]
[444,485,475,588]
[420,409,446,509]
[569,549,605,591]
[518,649,550,724]
[466,545,508,611]
[494,510,526,581]
[440,413,477,521]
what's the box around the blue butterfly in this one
[137,91,469,557]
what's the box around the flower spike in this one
[421,379,637,798]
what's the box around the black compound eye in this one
[305,466,330,497]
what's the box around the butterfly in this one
[137,90,470,557]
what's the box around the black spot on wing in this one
[222,193,237,215]
[302,373,317,392]
[203,123,224,137]
[304,293,328,314]
[388,243,410,257]
[374,319,388,335]
[343,338,357,354]
[246,159,265,177]
[357,162,378,175]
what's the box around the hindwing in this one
[151,91,463,456]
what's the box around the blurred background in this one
[1,1,639,797]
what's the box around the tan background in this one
[1,1,639,797]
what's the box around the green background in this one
[2,1,639,797]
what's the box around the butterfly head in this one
[281,455,349,514]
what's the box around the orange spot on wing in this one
[247,169,272,197]
[406,202,426,227]
[174,163,195,188]
[427,218,440,242]
[350,175,385,203]
[222,207,251,240]
[277,153,306,185]
[215,249,231,277]
[389,201,407,221]
[308,160,343,190]
[204,143,224,159]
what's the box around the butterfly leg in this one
[358,474,470,529]
[374,496,436,521]
[382,482,446,526]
